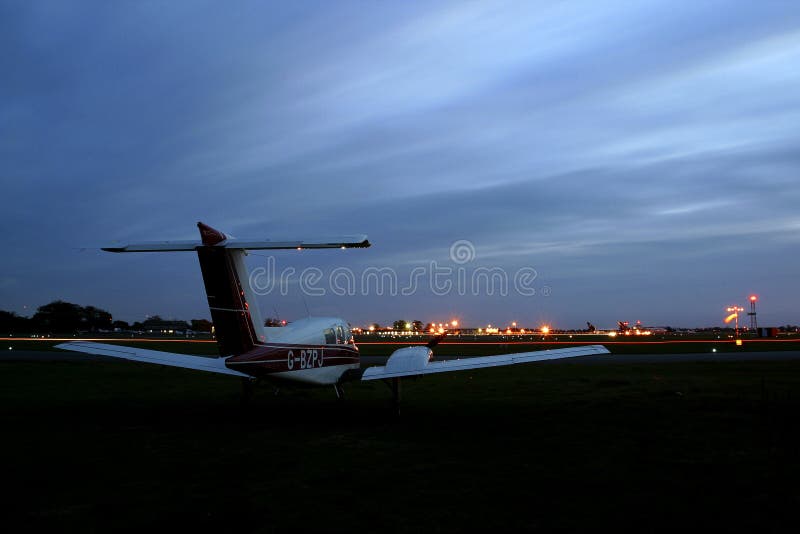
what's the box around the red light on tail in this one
[197,222,227,246]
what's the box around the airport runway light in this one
[541,325,550,335]
[451,320,458,327]
[725,306,744,338]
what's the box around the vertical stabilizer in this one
[195,223,264,356]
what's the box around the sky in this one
[2,1,799,329]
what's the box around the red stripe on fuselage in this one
[225,343,359,377]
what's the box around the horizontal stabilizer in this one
[55,341,249,377]
[103,235,370,252]
[362,345,610,380]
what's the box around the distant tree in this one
[0,310,33,334]
[392,319,408,331]
[81,305,112,331]
[586,322,596,332]
[33,301,84,333]
[411,320,424,332]
[112,320,130,330]
[424,323,435,332]
[0,310,15,332]
[191,319,213,333]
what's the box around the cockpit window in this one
[336,326,344,344]
[342,325,352,344]
[324,328,336,344]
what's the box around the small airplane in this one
[57,222,609,411]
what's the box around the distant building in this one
[141,318,191,334]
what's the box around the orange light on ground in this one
[608,331,617,337]
[368,325,375,332]
[451,320,458,327]
[541,326,550,334]
[735,339,743,346]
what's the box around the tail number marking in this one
[292,349,323,370]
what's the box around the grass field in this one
[2,350,800,532]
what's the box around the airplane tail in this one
[103,222,370,357]
[195,234,263,356]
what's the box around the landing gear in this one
[334,383,345,401]
[379,378,403,416]
[240,377,256,405]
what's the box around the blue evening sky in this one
[2,1,799,328]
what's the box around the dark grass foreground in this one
[1,360,799,533]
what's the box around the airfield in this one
[2,336,800,532]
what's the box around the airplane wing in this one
[362,344,610,381]
[54,341,249,377]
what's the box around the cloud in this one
[1,1,799,326]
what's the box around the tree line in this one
[0,300,213,335]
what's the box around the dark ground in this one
[2,347,800,533]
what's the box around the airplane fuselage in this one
[225,317,360,385]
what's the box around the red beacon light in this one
[749,295,758,302]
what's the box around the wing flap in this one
[361,344,610,380]
[55,341,249,377]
